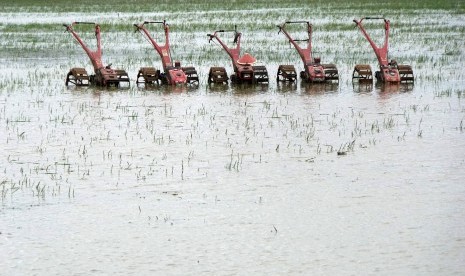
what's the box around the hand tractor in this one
[276,21,339,83]
[352,17,414,83]
[207,26,268,84]
[64,22,129,87]
[134,20,198,86]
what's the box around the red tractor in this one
[64,22,129,87]
[207,26,268,84]
[134,21,198,86]
[352,17,414,83]
[276,21,339,83]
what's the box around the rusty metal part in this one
[352,64,373,82]
[136,67,160,85]
[252,66,269,83]
[322,64,339,82]
[93,68,130,87]
[276,65,297,82]
[115,70,130,83]
[208,67,229,84]
[182,67,199,84]
[65,67,90,86]
[398,65,414,83]
[236,65,254,83]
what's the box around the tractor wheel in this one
[252,66,268,83]
[65,67,90,86]
[398,65,414,83]
[137,67,159,85]
[207,67,228,84]
[352,65,373,83]
[277,65,297,82]
[322,64,339,83]
[182,67,199,85]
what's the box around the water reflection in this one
[276,82,298,93]
[376,82,414,98]
[206,83,230,93]
[231,83,269,95]
[136,83,199,94]
[301,82,339,95]
[352,82,374,93]
[66,85,126,99]
[352,81,414,95]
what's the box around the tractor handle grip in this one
[285,21,308,24]
[74,22,96,25]
[365,17,384,20]
[134,24,142,32]
[143,21,165,24]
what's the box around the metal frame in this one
[64,22,129,87]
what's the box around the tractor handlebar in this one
[134,20,169,33]
[143,21,165,25]
[285,21,309,24]
[278,21,311,33]
[207,34,214,43]
[206,28,234,39]
[64,22,97,31]
[213,24,237,33]
[356,17,386,25]
[216,29,235,33]
[354,17,388,28]
[74,22,96,25]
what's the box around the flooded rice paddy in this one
[1,1,465,275]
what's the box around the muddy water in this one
[1,7,465,276]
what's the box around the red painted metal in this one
[134,21,198,85]
[353,17,413,83]
[237,53,257,65]
[207,26,268,84]
[64,22,129,87]
[277,21,338,83]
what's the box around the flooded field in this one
[1,0,465,275]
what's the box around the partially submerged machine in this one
[352,17,414,83]
[64,22,129,87]
[276,21,339,83]
[207,26,268,84]
[134,20,198,85]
